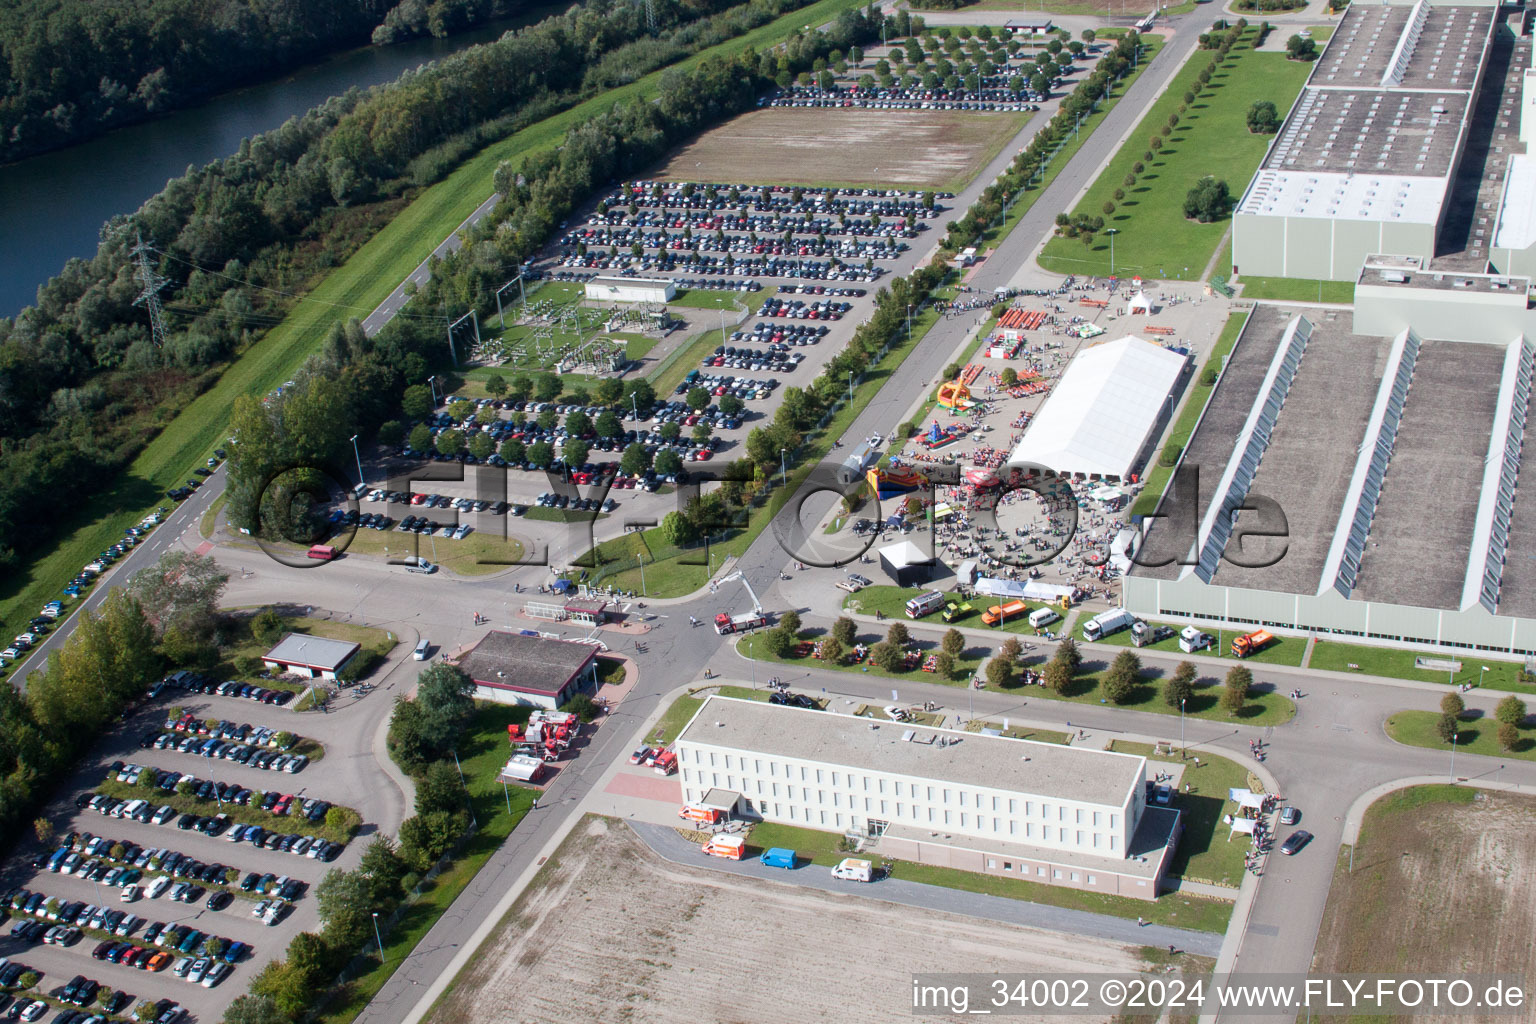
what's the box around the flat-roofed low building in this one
[261,633,361,680]
[583,275,676,304]
[675,696,1180,899]
[457,630,598,709]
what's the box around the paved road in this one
[360,191,503,337]
[632,820,1223,955]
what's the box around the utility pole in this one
[645,0,657,34]
[130,232,170,348]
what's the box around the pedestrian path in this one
[630,820,1225,956]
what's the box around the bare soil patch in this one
[428,815,1146,1024]
[1312,787,1536,1022]
[650,108,1029,192]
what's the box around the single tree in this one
[986,654,1013,688]
[933,651,955,680]
[484,374,507,397]
[885,621,910,647]
[1043,659,1072,694]
[1221,665,1252,714]
[1246,100,1280,134]
[871,641,903,672]
[1498,721,1521,752]
[33,818,53,846]
[779,610,802,636]
[819,637,845,665]
[832,617,858,646]
[941,628,965,657]
[1055,636,1082,674]
[1435,712,1459,744]
[1165,661,1197,709]
[1496,694,1527,726]
[1440,692,1465,718]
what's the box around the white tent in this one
[1007,336,1188,481]
[1128,290,1152,314]
[1228,788,1266,809]
[976,578,1074,602]
[1228,817,1257,838]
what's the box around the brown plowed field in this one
[650,108,1030,192]
[427,816,1144,1024]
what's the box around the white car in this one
[120,886,141,903]
[187,957,211,983]
[201,962,232,988]
[144,876,171,900]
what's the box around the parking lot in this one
[0,670,407,1024]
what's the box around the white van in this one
[414,639,430,661]
[1028,607,1061,629]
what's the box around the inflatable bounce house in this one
[867,463,928,500]
[936,378,974,412]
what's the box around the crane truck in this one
[713,570,769,634]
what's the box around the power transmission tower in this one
[645,0,657,34]
[130,231,170,347]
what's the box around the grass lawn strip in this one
[1238,275,1356,304]
[1038,29,1311,280]
[745,820,1231,932]
[745,613,1295,725]
[1308,640,1536,694]
[0,0,869,648]
[1386,710,1536,761]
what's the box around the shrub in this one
[1439,692,1464,718]
[1496,695,1527,726]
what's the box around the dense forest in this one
[0,0,818,591]
[0,0,555,163]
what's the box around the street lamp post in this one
[848,370,854,402]
[780,448,788,485]
[427,375,439,406]
[371,911,384,957]
[1450,727,1458,781]
[1179,697,1186,759]
[906,303,913,339]
[349,434,365,491]
[1106,228,1119,277]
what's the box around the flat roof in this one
[1352,340,1504,609]
[1357,262,1531,293]
[1007,336,1187,480]
[677,697,1144,809]
[1133,307,1288,580]
[1262,91,1467,178]
[1212,311,1390,595]
[1239,169,1446,223]
[263,633,360,671]
[458,630,596,694]
[1494,154,1536,251]
[1312,4,1413,85]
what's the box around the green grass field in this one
[1238,276,1357,303]
[0,0,869,653]
[1016,658,1295,726]
[1038,30,1311,280]
[1309,641,1535,693]
[746,820,1231,932]
[1385,710,1536,763]
[1129,309,1249,517]
[974,37,1165,258]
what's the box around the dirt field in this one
[650,108,1030,192]
[428,816,1148,1024]
[1312,787,1536,1022]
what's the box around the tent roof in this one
[1007,336,1187,479]
[1128,289,1152,310]
[879,540,929,569]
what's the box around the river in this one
[0,9,564,317]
